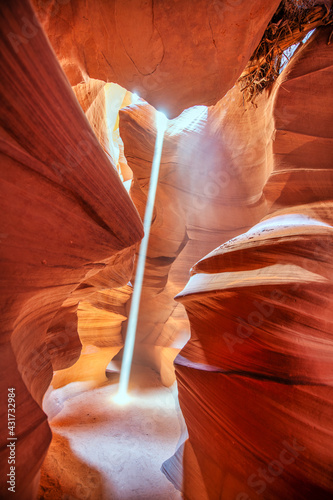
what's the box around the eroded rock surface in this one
[163,26,333,500]
[118,80,274,383]
[32,0,280,117]
[0,2,142,498]
[1,0,332,499]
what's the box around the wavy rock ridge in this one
[0,1,332,499]
[0,2,142,498]
[163,26,333,500]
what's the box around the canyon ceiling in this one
[0,1,332,499]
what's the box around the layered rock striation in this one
[32,0,280,117]
[118,83,274,383]
[1,1,332,498]
[0,1,142,498]
[163,26,333,500]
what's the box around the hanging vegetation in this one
[238,1,333,102]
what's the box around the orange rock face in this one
[163,26,333,500]
[118,86,274,382]
[1,0,332,499]
[0,1,142,498]
[32,0,280,117]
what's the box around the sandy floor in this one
[39,365,184,499]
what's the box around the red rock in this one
[1,0,332,498]
[163,26,333,499]
[32,0,280,118]
[118,83,273,383]
[0,1,142,498]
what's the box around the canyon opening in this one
[0,1,332,500]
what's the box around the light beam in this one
[116,109,168,403]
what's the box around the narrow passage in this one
[39,365,184,500]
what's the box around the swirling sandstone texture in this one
[32,0,280,118]
[1,0,333,498]
[163,26,333,500]
[118,85,273,383]
[0,1,142,499]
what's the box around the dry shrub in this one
[238,1,333,102]
[284,0,317,16]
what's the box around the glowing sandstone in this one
[118,82,274,383]
[167,212,333,499]
[163,26,333,500]
[1,0,332,498]
[33,0,280,118]
[0,1,142,498]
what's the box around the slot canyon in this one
[0,0,332,499]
